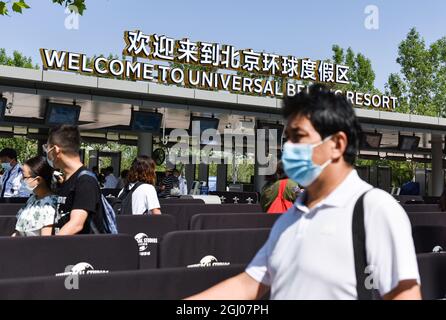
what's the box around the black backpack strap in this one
[129,182,144,193]
[51,202,58,236]
[116,182,146,215]
[78,170,105,234]
[352,189,374,300]
[119,182,144,199]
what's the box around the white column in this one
[431,134,444,196]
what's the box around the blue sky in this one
[1,0,445,90]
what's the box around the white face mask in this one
[45,147,56,168]
[21,178,38,193]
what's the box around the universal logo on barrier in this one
[187,255,230,268]
[134,233,158,256]
[56,262,109,290]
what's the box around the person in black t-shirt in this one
[44,125,105,235]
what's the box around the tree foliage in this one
[331,45,379,94]
[0,48,38,69]
[0,0,86,16]
[0,137,37,163]
[81,142,137,172]
[386,27,446,117]
[0,49,39,161]
[356,158,429,187]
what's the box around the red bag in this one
[267,179,293,214]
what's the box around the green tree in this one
[429,36,446,117]
[82,142,137,172]
[332,45,344,65]
[0,0,86,16]
[0,137,37,163]
[0,48,38,69]
[356,158,429,187]
[385,28,446,117]
[385,73,408,113]
[331,45,423,185]
[330,45,379,94]
[0,49,39,161]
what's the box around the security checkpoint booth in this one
[0,30,444,197]
[1,32,446,301]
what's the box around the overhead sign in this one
[39,30,397,109]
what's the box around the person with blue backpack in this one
[43,125,117,235]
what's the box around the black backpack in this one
[112,182,145,215]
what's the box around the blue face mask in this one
[1,162,11,172]
[281,136,332,187]
[21,179,37,193]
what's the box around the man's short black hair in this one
[0,148,17,160]
[48,125,81,156]
[282,84,362,165]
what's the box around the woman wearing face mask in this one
[12,156,58,237]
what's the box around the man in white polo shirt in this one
[188,84,421,300]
